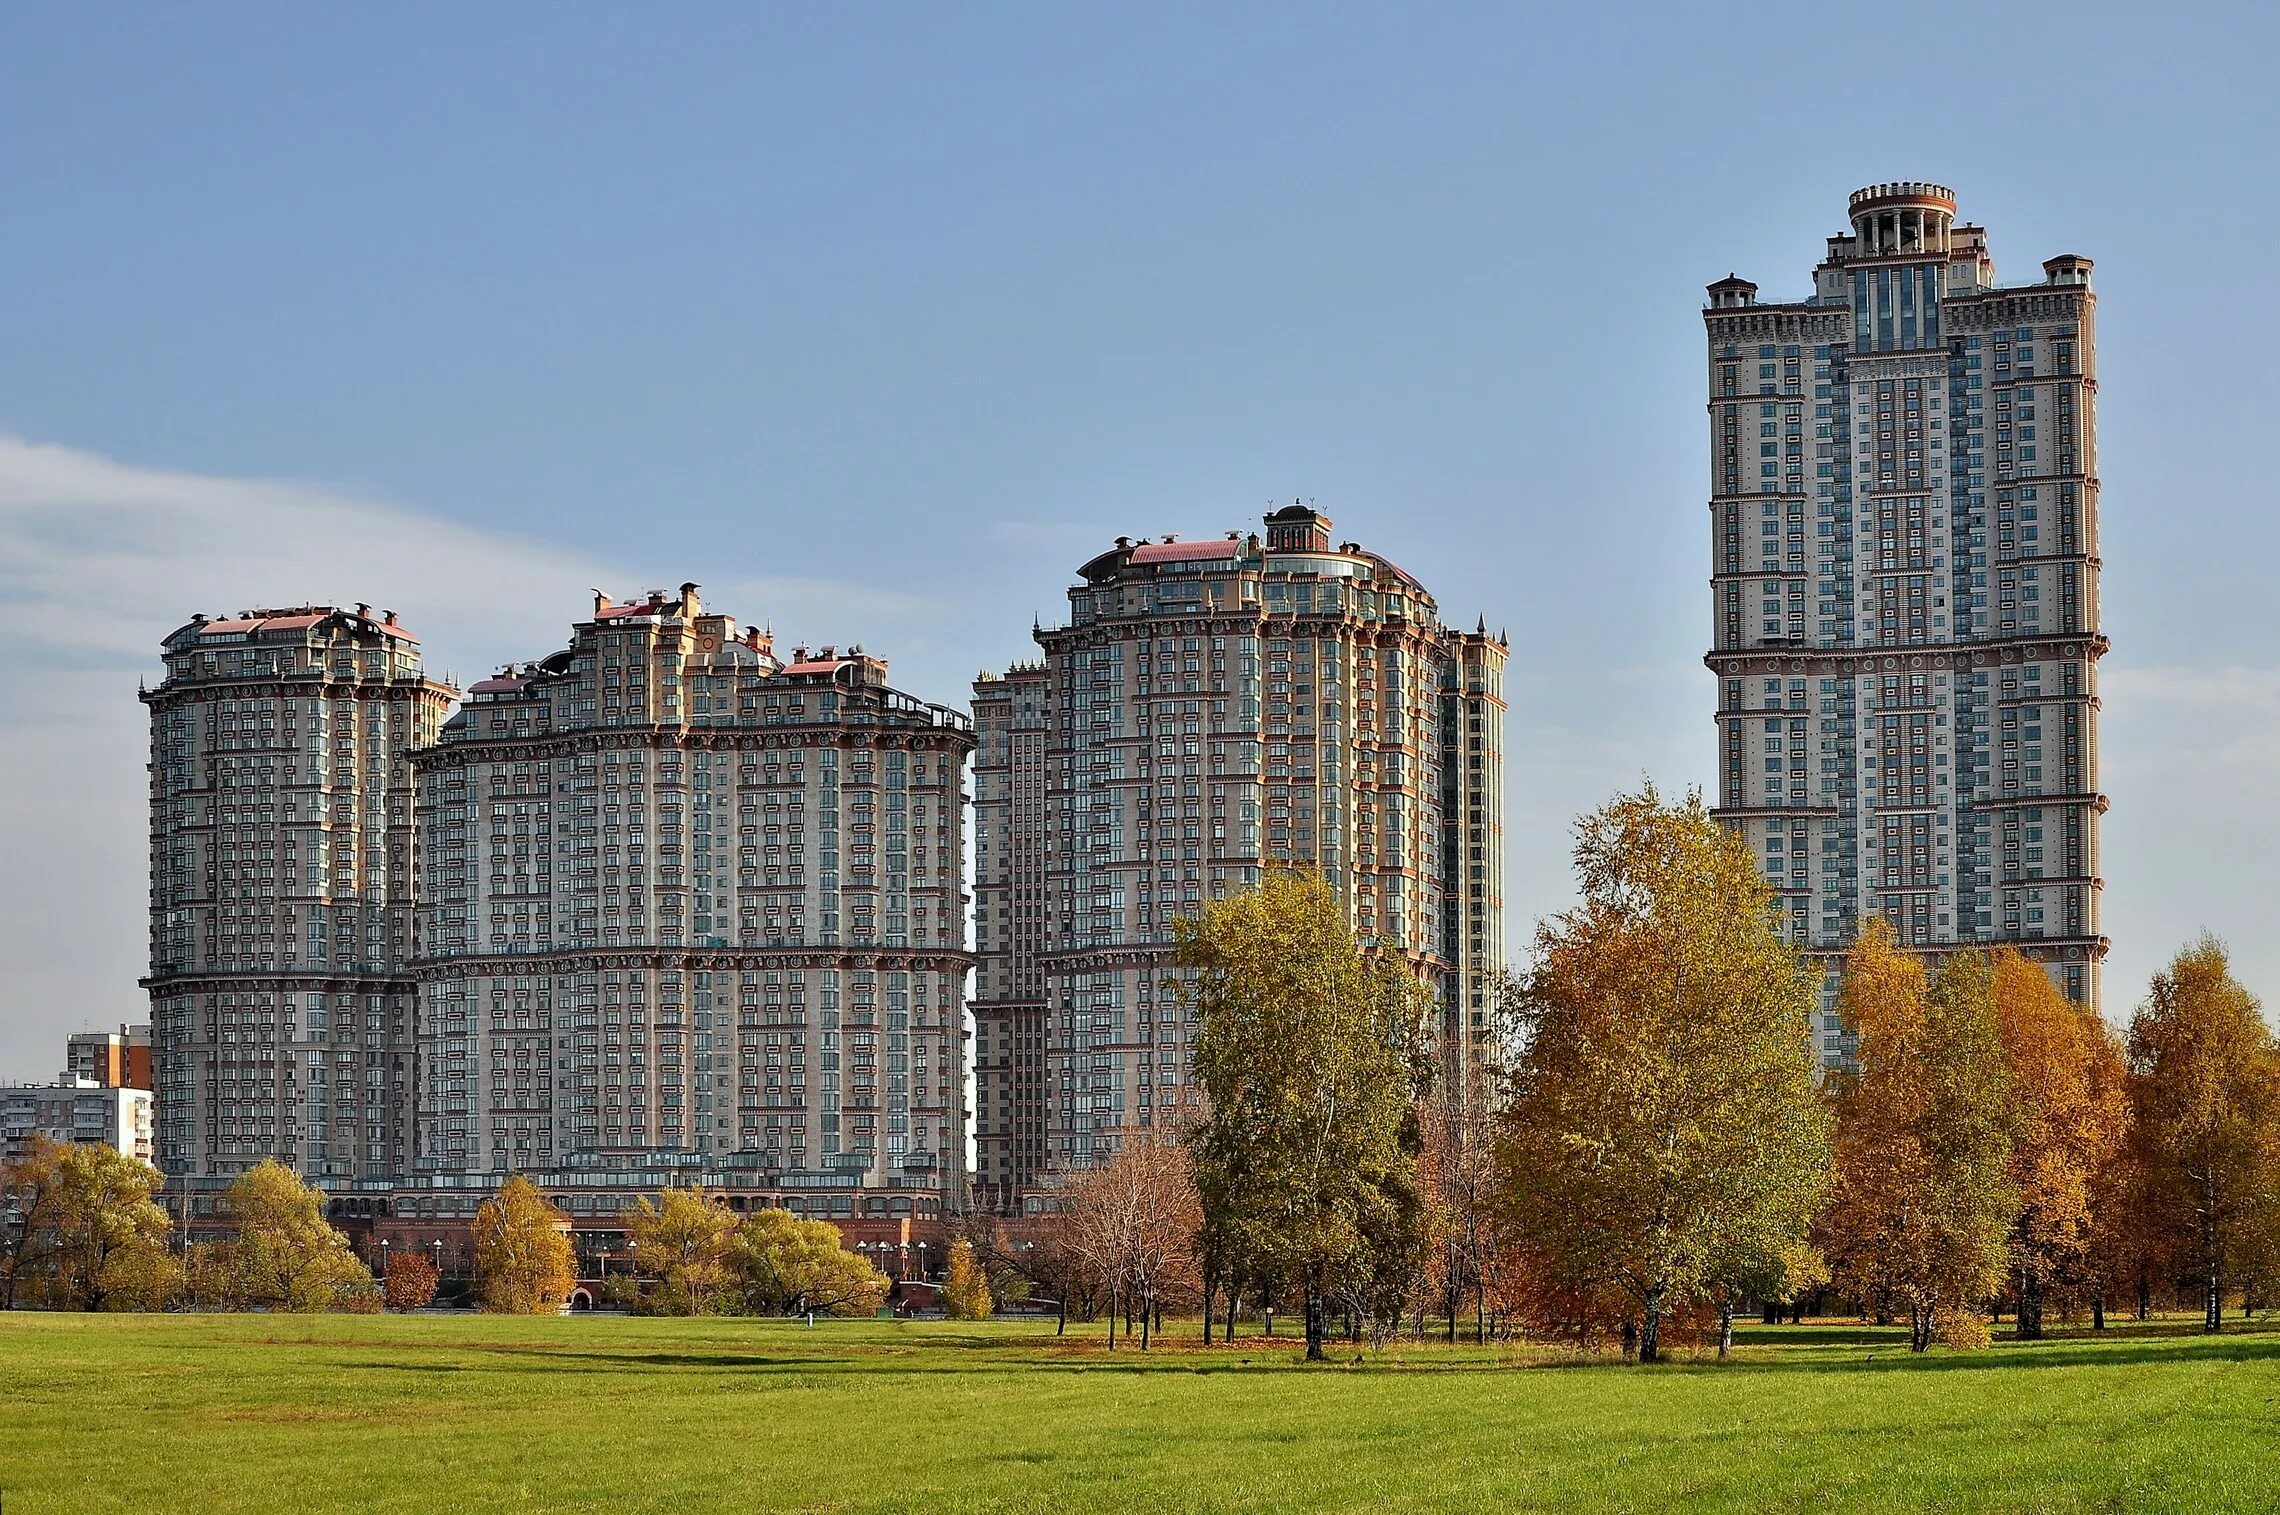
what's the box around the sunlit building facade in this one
[1704,183,2107,1059]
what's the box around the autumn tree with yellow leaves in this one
[620,1186,739,1315]
[941,1238,994,1321]
[1989,948,2130,1338]
[0,1135,177,1311]
[471,1175,578,1314]
[2126,938,2280,1333]
[1819,926,2016,1351]
[1494,786,1830,1363]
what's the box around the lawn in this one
[3,1312,2278,1513]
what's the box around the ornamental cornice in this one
[408,946,973,982]
[1704,633,2109,678]
[413,723,973,769]
[142,679,457,708]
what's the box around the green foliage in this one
[471,1176,577,1315]
[0,1136,177,1311]
[725,1208,888,1317]
[941,1239,993,1320]
[207,1160,374,1313]
[1180,869,1434,1361]
[1495,786,1830,1361]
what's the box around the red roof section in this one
[780,659,852,676]
[467,677,530,694]
[192,608,419,641]
[1130,540,1240,565]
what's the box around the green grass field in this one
[4,1312,2278,1513]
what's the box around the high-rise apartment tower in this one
[1704,183,2106,1058]
[142,606,456,1212]
[971,506,1504,1213]
[403,585,974,1233]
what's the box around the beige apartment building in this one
[1704,183,2107,1057]
[142,606,456,1212]
[970,506,1505,1213]
[1,1081,153,1165]
[397,584,974,1233]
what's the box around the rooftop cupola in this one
[1707,273,1758,309]
[1264,502,1333,552]
[1848,182,1957,257]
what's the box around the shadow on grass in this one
[321,1319,2280,1380]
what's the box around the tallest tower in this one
[1704,184,2106,1061]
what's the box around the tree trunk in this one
[1909,1307,1932,1353]
[2018,1266,2045,1341]
[1106,1286,1117,1349]
[1788,1295,1805,1325]
[2206,1266,2224,1334]
[1227,1282,1239,1342]
[1056,1283,1067,1336]
[2091,1290,2106,1332]
[1303,1273,1327,1362]
[1761,1298,1781,1325]
[2135,1276,2151,1322]
[1717,1296,1735,1360]
[1140,1290,1152,1351]
[1639,1283,1664,1365]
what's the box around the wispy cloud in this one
[0,435,941,1078]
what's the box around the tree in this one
[213,1159,373,1312]
[2127,938,2280,1333]
[1819,927,2016,1351]
[1494,787,1830,1363]
[470,1176,577,1315]
[1181,869,1431,1362]
[1419,1076,1501,1344]
[724,1208,887,1317]
[0,1137,176,1311]
[383,1249,440,1312]
[1064,1129,1202,1349]
[619,1186,736,1315]
[941,1238,994,1320]
[1990,948,2130,1338]
[1,1134,70,1309]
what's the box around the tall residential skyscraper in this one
[1704,183,2106,1059]
[143,606,456,1209]
[404,585,974,1234]
[971,506,1505,1213]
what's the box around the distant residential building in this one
[970,506,1505,1213]
[63,1024,152,1090]
[1703,183,2107,1060]
[399,584,974,1235]
[142,605,457,1212]
[2,1080,154,1165]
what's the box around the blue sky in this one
[3,3,2277,1077]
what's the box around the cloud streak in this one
[0,435,946,1079]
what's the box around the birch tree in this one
[1820,928,2016,1350]
[1494,786,1829,1363]
[2127,938,2280,1333]
[1180,869,1430,1362]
